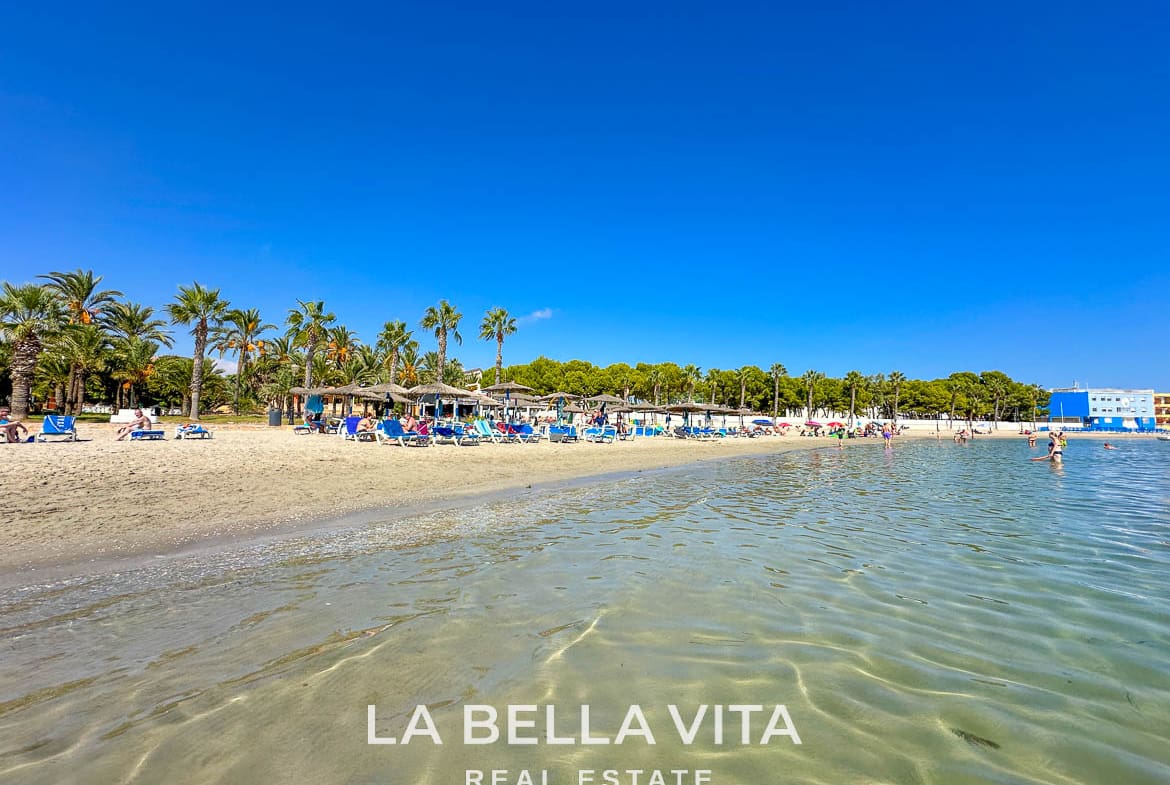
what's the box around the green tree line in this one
[1,269,1049,423]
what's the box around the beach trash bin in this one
[268,408,282,427]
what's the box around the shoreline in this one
[2,426,1142,583]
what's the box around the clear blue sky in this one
[3,2,1168,389]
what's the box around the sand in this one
[0,424,823,571]
[0,423,1087,577]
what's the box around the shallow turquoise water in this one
[1,439,1168,784]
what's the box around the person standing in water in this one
[1033,435,1063,463]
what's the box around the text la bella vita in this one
[367,703,802,746]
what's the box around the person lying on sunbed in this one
[356,415,376,433]
[0,407,29,443]
[116,408,154,440]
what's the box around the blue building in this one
[1047,388,1156,431]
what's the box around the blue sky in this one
[3,2,1168,389]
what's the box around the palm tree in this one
[800,369,825,421]
[39,269,122,413]
[682,364,702,401]
[111,337,159,408]
[0,283,64,417]
[397,343,421,387]
[843,370,865,426]
[980,371,1011,429]
[479,308,517,386]
[868,373,886,419]
[39,269,121,325]
[420,300,463,382]
[166,282,229,420]
[213,308,275,414]
[56,324,110,414]
[705,367,722,407]
[104,301,174,346]
[888,371,906,424]
[419,351,441,384]
[375,320,412,384]
[737,365,754,409]
[647,367,663,406]
[325,325,359,371]
[286,300,336,388]
[769,363,787,420]
[38,352,71,413]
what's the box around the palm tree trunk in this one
[773,378,779,419]
[10,338,39,419]
[76,371,86,414]
[190,326,207,421]
[739,381,746,409]
[389,352,399,385]
[437,331,448,381]
[495,336,503,385]
[304,335,317,388]
[233,349,247,415]
[64,365,77,414]
[849,388,856,426]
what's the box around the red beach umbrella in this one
[827,421,844,427]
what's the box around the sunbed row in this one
[324,417,549,446]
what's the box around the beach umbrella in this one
[538,392,578,425]
[408,382,476,421]
[360,381,411,416]
[827,421,844,428]
[323,383,363,416]
[752,418,773,426]
[587,394,625,405]
[538,391,579,402]
[586,393,625,424]
[805,420,821,426]
[363,382,410,397]
[483,381,534,422]
[666,400,705,428]
[482,381,533,394]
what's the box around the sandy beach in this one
[0,425,831,572]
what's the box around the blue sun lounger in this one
[130,429,166,441]
[175,424,213,439]
[375,419,429,447]
[36,415,78,442]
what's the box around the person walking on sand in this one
[115,408,153,440]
